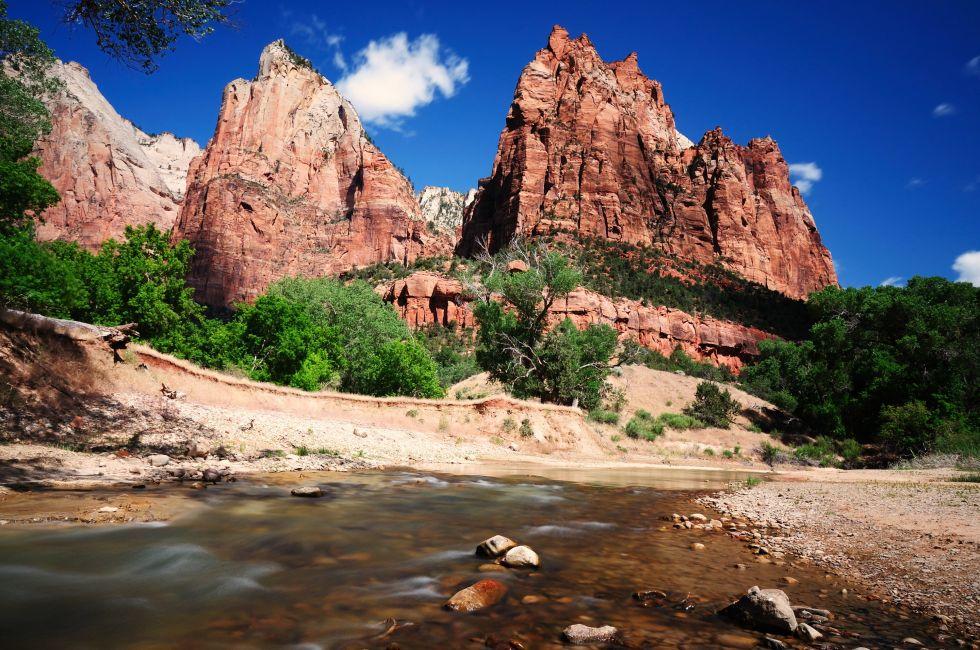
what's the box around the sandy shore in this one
[699,469,980,637]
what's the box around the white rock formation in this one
[417,185,474,233]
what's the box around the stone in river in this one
[476,534,517,558]
[290,486,323,498]
[202,468,221,483]
[501,545,540,568]
[719,586,798,634]
[562,624,618,645]
[444,579,507,612]
[796,622,822,642]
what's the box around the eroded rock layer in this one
[458,26,837,299]
[33,61,200,250]
[173,41,441,308]
[381,272,773,371]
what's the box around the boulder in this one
[147,454,170,467]
[501,545,540,568]
[719,586,798,634]
[476,535,518,558]
[562,624,618,645]
[444,579,507,612]
[796,623,822,642]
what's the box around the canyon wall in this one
[381,271,773,371]
[33,61,199,250]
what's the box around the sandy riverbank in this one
[699,469,980,638]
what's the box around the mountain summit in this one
[172,40,448,308]
[458,26,837,299]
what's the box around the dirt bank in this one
[699,470,980,636]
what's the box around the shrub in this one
[519,418,534,438]
[683,382,741,428]
[588,409,620,425]
[657,412,704,430]
[624,409,664,441]
[793,437,837,466]
[759,441,782,467]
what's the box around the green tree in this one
[473,248,621,409]
[741,277,979,456]
[59,0,233,72]
[0,0,59,230]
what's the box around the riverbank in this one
[699,469,980,638]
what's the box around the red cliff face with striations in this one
[381,272,773,371]
[173,41,445,308]
[459,26,837,299]
[33,61,200,250]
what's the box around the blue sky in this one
[9,1,980,289]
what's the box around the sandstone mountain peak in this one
[458,27,837,299]
[417,186,475,234]
[173,42,443,308]
[33,60,201,250]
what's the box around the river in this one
[0,467,934,648]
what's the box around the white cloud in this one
[879,276,904,287]
[933,103,956,117]
[967,55,980,77]
[906,177,926,190]
[336,33,469,129]
[788,162,823,194]
[953,250,980,286]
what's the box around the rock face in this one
[33,61,200,250]
[173,41,437,308]
[417,186,474,234]
[381,271,774,371]
[458,26,837,299]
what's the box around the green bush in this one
[624,409,664,441]
[683,382,741,428]
[588,409,620,425]
[657,412,704,430]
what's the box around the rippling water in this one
[0,468,935,648]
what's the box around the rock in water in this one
[476,535,518,558]
[719,586,798,634]
[290,486,323,498]
[562,624,618,645]
[457,26,837,300]
[173,40,451,308]
[202,468,222,484]
[501,545,540,568]
[444,579,508,612]
[796,622,822,642]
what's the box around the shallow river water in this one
[0,468,937,649]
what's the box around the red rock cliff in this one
[33,61,200,250]
[458,26,837,299]
[173,41,442,308]
[381,272,773,372]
